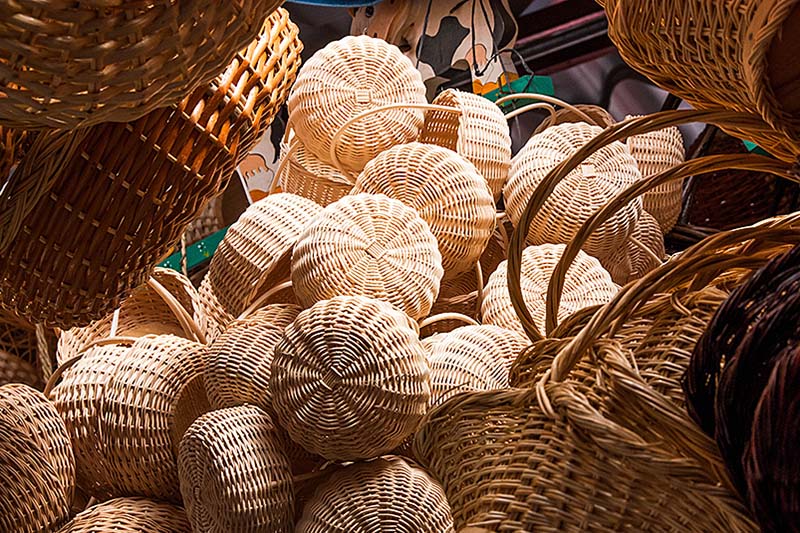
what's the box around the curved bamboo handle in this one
[147,277,206,344]
[503,102,558,123]
[418,312,479,330]
[329,103,462,176]
[237,280,294,320]
[496,93,598,125]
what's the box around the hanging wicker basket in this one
[56,497,191,533]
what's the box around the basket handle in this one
[329,103,462,177]
[271,141,297,194]
[146,277,206,344]
[418,312,480,330]
[237,279,294,320]
[496,93,600,125]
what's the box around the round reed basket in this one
[604,209,666,284]
[57,497,191,533]
[277,133,354,207]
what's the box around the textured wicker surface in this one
[179,405,294,533]
[297,456,454,533]
[0,306,37,364]
[199,193,322,340]
[51,335,209,501]
[204,304,301,412]
[0,349,41,389]
[0,383,74,533]
[420,88,511,201]
[292,194,443,321]
[278,135,354,207]
[185,197,225,245]
[505,122,642,261]
[57,497,191,533]
[0,1,282,129]
[605,209,665,284]
[288,35,426,173]
[272,296,430,461]
[0,10,303,328]
[533,103,616,135]
[482,243,618,338]
[353,142,495,278]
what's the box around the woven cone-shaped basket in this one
[482,244,619,338]
[288,35,426,173]
[278,136,354,207]
[292,194,443,321]
[57,497,191,533]
[272,296,431,461]
[626,116,685,233]
[51,336,210,501]
[605,210,665,285]
[353,142,495,278]
[533,104,616,135]
[504,123,642,260]
[204,304,301,412]
[420,88,512,201]
[0,10,303,328]
[297,456,454,533]
[1,383,75,533]
[179,405,294,533]
[199,193,322,340]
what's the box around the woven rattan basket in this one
[272,296,431,461]
[532,103,616,135]
[49,335,210,501]
[0,350,41,388]
[420,88,512,201]
[57,497,191,533]
[277,133,354,207]
[605,209,665,284]
[184,197,225,245]
[1,383,75,533]
[0,307,37,365]
[291,194,443,321]
[198,193,321,340]
[0,1,282,130]
[0,10,303,328]
[179,405,294,533]
[288,35,426,173]
[505,122,643,261]
[352,142,495,278]
[296,456,454,533]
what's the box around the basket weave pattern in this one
[57,497,191,533]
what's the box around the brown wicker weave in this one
[532,103,616,135]
[204,304,301,412]
[57,497,191,533]
[0,1,283,130]
[505,122,643,261]
[0,383,74,533]
[288,35,426,173]
[297,456,454,533]
[0,349,41,389]
[605,209,665,285]
[352,142,495,278]
[0,306,37,364]
[185,197,225,245]
[603,0,800,162]
[481,243,618,339]
[291,194,444,321]
[199,193,321,340]
[272,296,431,461]
[0,10,303,328]
[179,405,294,533]
[50,335,209,501]
[420,88,512,201]
[278,133,354,207]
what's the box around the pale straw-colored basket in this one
[504,122,642,261]
[277,133,354,207]
[420,88,512,201]
[272,296,431,461]
[287,35,426,173]
[56,497,191,533]
[291,194,443,321]
[533,103,616,135]
[296,456,454,533]
[179,405,294,533]
[605,210,666,285]
[482,243,619,338]
[352,142,495,278]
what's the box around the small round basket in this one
[272,296,431,461]
[179,405,294,533]
[291,194,443,321]
[352,142,495,278]
[278,134,354,207]
[57,497,191,533]
[287,35,426,173]
[296,456,454,533]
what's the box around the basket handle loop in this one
[496,93,599,125]
[238,279,294,320]
[418,312,480,330]
[272,141,298,194]
[329,103,462,177]
[146,277,206,344]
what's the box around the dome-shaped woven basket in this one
[199,193,322,340]
[604,210,665,285]
[50,335,210,501]
[179,405,294,533]
[626,116,685,233]
[204,304,301,412]
[420,88,512,201]
[278,135,354,207]
[0,383,74,533]
[603,0,800,162]
[287,35,426,173]
[353,142,495,278]
[272,296,431,461]
[533,103,616,135]
[297,456,454,533]
[504,122,642,261]
[0,1,283,130]
[57,497,191,533]
[292,194,443,321]
[482,243,619,338]
[428,325,528,408]
[0,10,303,328]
